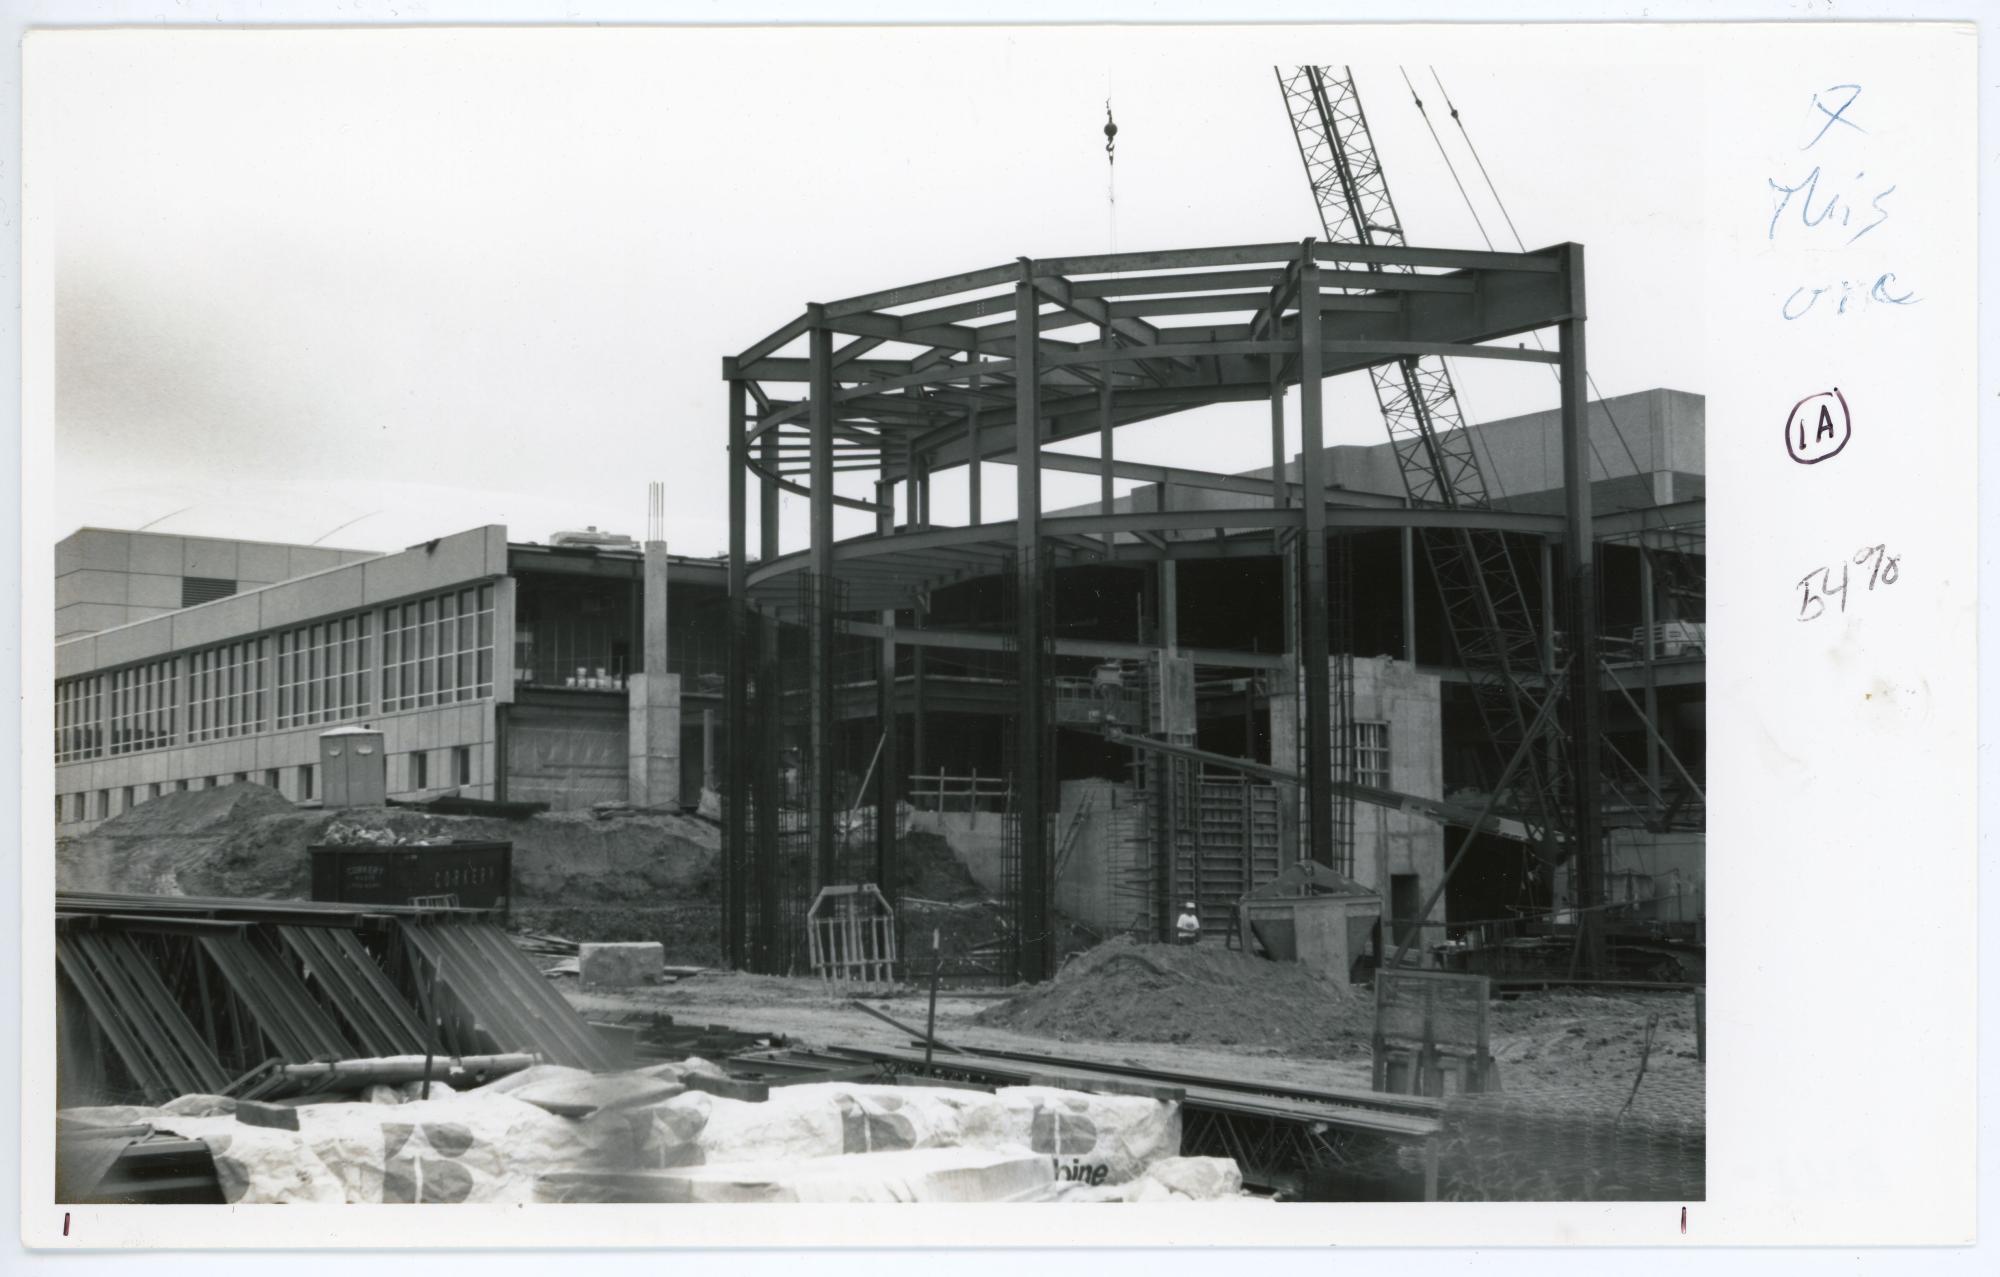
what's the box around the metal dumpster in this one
[308,840,513,916]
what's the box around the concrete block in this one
[360,527,495,607]
[54,635,98,677]
[182,537,242,581]
[126,572,184,610]
[125,533,183,576]
[170,593,263,651]
[71,529,134,573]
[97,621,178,672]
[57,605,133,643]
[56,568,127,609]
[257,565,368,632]
[578,942,665,990]
[236,542,291,585]
[284,545,346,580]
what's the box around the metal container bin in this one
[308,840,513,916]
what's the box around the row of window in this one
[54,585,496,763]
[383,588,496,711]
[56,746,478,823]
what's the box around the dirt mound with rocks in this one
[975,935,1370,1052]
[55,786,724,962]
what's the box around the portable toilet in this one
[320,725,387,808]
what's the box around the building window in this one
[103,658,177,757]
[55,675,104,763]
[412,750,429,791]
[382,585,495,712]
[299,764,314,800]
[122,786,135,812]
[1352,721,1391,788]
[181,576,239,607]
[55,796,63,825]
[175,779,189,793]
[264,769,281,791]
[186,638,266,744]
[150,783,164,799]
[455,746,471,787]
[276,612,372,729]
[95,790,111,820]
[71,794,86,822]
[203,777,217,790]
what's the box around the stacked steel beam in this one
[55,892,622,1106]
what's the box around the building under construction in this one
[718,236,1705,986]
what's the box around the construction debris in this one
[578,941,666,989]
[976,936,1366,1051]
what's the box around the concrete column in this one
[627,540,682,811]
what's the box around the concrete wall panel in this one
[126,573,185,610]
[181,538,242,580]
[237,542,291,584]
[257,565,369,631]
[92,619,176,669]
[72,530,134,573]
[170,594,264,650]
[126,535,184,577]
[361,526,500,606]
[57,569,128,609]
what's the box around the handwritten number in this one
[1800,545,1899,620]
[1797,571,1824,622]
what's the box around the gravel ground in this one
[558,966,1702,1097]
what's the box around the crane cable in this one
[1426,68,1651,492]
[1393,67,1517,496]
[1104,97,1119,257]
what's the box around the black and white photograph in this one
[14,12,1982,1254]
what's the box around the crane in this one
[1273,68,1586,930]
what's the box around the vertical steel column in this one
[874,481,900,905]
[1100,326,1117,549]
[724,371,750,969]
[1640,548,1661,819]
[967,332,983,525]
[1295,241,1335,870]
[1557,243,1605,973]
[1014,265,1051,984]
[808,311,838,894]
[1269,361,1289,516]
[1400,524,1418,663]
[754,430,783,971]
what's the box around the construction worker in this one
[1175,901,1202,945]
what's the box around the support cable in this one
[1399,67,1621,487]
[1427,68,1650,490]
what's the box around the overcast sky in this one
[41,28,1701,558]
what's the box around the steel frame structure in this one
[724,239,1604,984]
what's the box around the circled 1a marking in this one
[1785,387,1852,465]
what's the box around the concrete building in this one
[56,528,380,641]
[54,524,730,834]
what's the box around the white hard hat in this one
[1185,902,1197,909]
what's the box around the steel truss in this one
[724,238,1595,982]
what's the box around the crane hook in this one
[1103,100,1118,163]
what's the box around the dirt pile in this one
[975,935,1369,1051]
[55,787,724,962]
